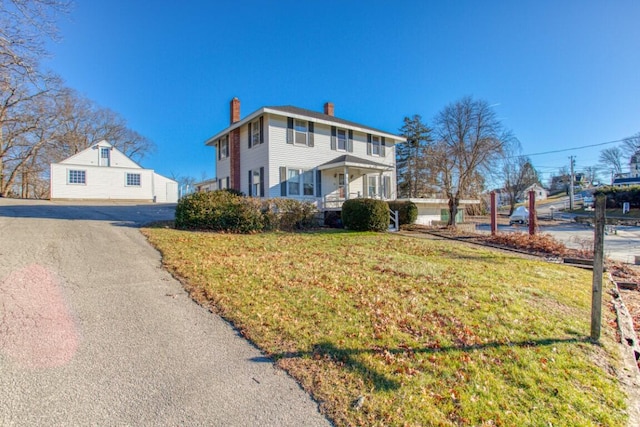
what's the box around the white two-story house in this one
[205,99,404,216]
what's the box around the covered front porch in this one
[316,155,394,211]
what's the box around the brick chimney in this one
[229,98,241,191]
[230,97,241,124]
[323,102,334,116]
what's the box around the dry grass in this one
[142,228,628,427]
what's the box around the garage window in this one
[68,169,86,185]
[126,173,141,187]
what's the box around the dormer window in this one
[100,147,110,166]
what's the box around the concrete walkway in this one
[0,199,330,426]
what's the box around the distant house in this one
[194,178,218,192]
[521,183,548,201]
[613,151,640,187]
[50,140,178,203]
[550,173,586,194]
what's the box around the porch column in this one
[379,172,383,199]
[344,166,350,200]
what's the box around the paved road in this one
[0,199,330,426]
[477,221,640,264]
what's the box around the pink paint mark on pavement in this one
[0,264,79,369]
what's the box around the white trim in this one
[205,107,404,145]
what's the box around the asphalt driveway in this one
[0,199,330,426]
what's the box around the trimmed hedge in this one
[387,200,418,225]
[175,191,318,233]
[175,191,263,233]
[342,198,390,232]
[595,185,640,208]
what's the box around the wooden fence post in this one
[591,194,606,342]
[528,190,536,236]
[490,191,497,236]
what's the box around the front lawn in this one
[142,228,628,426]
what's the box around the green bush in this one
[175,191,263,233]
[261,198,318,231]
[342,198,390,232]
[387,200,418,225]
[595,185,640,208]
[175,192,317,233]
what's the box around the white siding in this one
[153,173,179,203]
[59,142,141,169]
[50,141,178,202]
[51,164,154,201]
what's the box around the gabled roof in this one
[613,177,640,185]
[205,105,404,146]
[317,154,393,171]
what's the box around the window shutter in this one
[348,130,354,152]
[384,175,391,198]
[218,179,222,190]
[259,167,265,197]
[363,175,368,197]
[217,141,221,160]
[248,122,252,149]
[226,177,230,188]
[330,126,337,150]
[367,134,372,155]
[308,121,314,147]
[316,170,322,197]
[287,118,294,144]
[259,116,264,144]
[280,167,287,196]
[248,170,253,196]
[381,137,386,157]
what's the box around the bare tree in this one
[502,156,539,215]
[433,96,514,227]
[598,147,623,176]
[582,165,599,186]
[397,115,435,198]
[622,132,640,154]
[0,0,72,78]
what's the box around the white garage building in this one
[50,140,178,203]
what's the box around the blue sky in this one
[44,0,640,185]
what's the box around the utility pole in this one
[569,156,575,211]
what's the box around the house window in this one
[368,176,378,197]
[294,120,308,145]
[288,169,300,195]
[371,136,381,156]
[248,168,264,197]
[126,173,141,187]
[218,177,229,190]
[251,119,261,146]
[337,129,347,151]
[68,169,86,185]
[287,168,314,196]
[218,136,229,159]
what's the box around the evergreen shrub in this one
[342,198,390,232]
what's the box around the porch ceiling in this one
[317,154,393,172]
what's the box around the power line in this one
[521,138,625,157]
